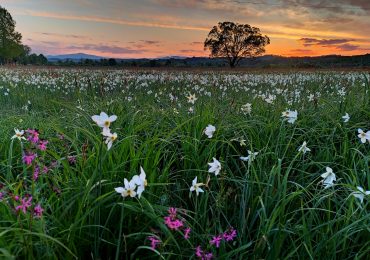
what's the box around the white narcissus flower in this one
[281,110,298,124]
[241,103,252,115]
[11,128,26,141]
[298,141,311,154]
[208,157,221,176]
[187,93,197,104]
[115,178,137,198]
[189,176,204,196]
[204,124,216,138]
[91,112,117,131]
[320,167,336,189]
[357,129,370,144]
[132,166,147,198]
[240,150,259,162]
[102,128,118,150]
[342,113,350,123]
[352,186,370,203]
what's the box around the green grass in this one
[0,68,369,259]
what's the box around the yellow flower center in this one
[104,121,110,127]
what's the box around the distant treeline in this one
[47,54,370,68]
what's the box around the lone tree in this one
[0,5,26,63]
[204,21,270,68]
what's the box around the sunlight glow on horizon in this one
[3,0,370,58]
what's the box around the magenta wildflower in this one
[195,246,213,259]
[38,140,48,151]
[15,196,32,214]
[26,129,39,144]
[42,166,49,173]
[33,166,40,181]
[164,207,184,230]
[210,235,222,248]
[184,227,191,240]
[0,192,4,200]
[33,204,44,218]
[148,236,161,250]
[195,246,203,257]
[223,228,237,241]
[164,216,184,230]
[22,153,36,166]
[67,155,77,165]
[168,207,177,218]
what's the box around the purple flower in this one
[22,153,36,166]
[67,156,77,165]
[33,166,40,181]
[184,227,191,240]
[164,216,184,230]
[223,228,237,242]
[195,246,203,257]
[38,140,48,151]
[26,129,39,144]
[33,204,44,218]
[148,236,161,250]
[210,235,222,248]
[15,196,32,214]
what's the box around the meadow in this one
[0,67,369,259]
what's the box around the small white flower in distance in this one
[352,186,370,203]
[298,141,311,154]
[342,113,350,123]
[204,124,216,138]
[208,157,221,176]
[189,176,204,196]
[320,167,336,189]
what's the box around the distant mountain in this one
[47,53,106,61]
[158,55,188,60]
[46,52,370,68]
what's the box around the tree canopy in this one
[0,5,28,63]
[204,21,270,68]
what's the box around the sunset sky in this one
[3,0,370,58]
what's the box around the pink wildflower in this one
[148,236,161,250]
[195,246,203,257]
[26,129,39,144]
[33,166,40,181]
[42,166,49,173]
[168,207,177,218]
[68,156,77,165]
[164,216,184,230]
[223,228,237,242]
[15,196,32,214]
[195,246,213,259]
[184,227,191,240]
[210,235,222,248]
[38,140,48,151]
[33,204,44,218]
[22,153,36,166]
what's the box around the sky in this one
[2,0,370,58]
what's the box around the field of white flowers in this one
[0,67,369,259]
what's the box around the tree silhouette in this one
[0,5,27,63]
[204,22,270,68]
